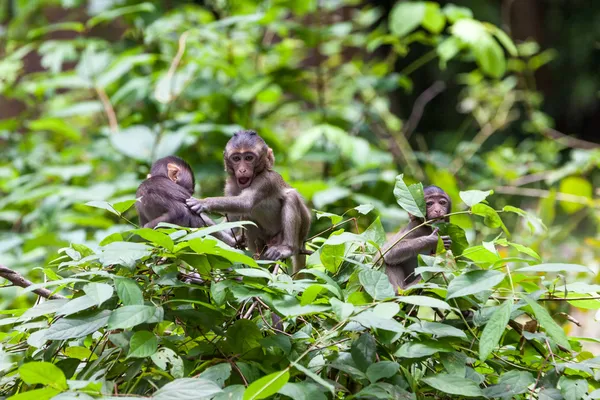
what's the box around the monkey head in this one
[224,130,274,189]
[149,156,195,193]
[423,185,451,221]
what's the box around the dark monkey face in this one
[224,130,274,189]
[423,185,451,220]
[229,152,257,188]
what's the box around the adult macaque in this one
[186,130,311,273]
[136,156,237,247]
[381,185,452,291]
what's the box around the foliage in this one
[1,179,599,399]
[0,0,599,399]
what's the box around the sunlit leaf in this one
[422,373,484,397]
[479,300,512,361]
[389,2,425,37]
[244,370,289,400]
[446,270,505,300]
[522,296,571,350]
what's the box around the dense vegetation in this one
[0,1,599,399]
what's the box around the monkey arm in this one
[187,192,256,215]
[381,229,438,265]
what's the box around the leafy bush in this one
[1,177,597,399]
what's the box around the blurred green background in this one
[0,0,598,335]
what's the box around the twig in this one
[95,87,119,133]
[404,81,446,139]
[156,30,190,104]
[0,265,66,299]
[541,127,599,150]
[494,186,594,206]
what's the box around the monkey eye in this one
[232,155,241,162]
[245,155,255,162]
[440,200,447,205]
[426,202,434,207]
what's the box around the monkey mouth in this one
[238,177,251,186]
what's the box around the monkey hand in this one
[441,235,452,250]
[262,245,294,261]
[186,197,210,214]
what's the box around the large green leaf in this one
[422,373,484,397]
[351,333,377,372]
[359,269,395,300]
[479,300,512,361]
[153,378,222,400]
[45,310,111,340]
[446,269,505,300]
[392,175,425,218]
[522,296,571,350]
[127,330,158,359]
[108,305,156,330]
[243,370,289,400]
[389,2,426,37]
[19,362,67,390]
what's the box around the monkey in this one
[135,156,237,247]
[186,130,312,274]
[380,185,452,292]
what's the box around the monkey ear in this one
[167,163,181,182]
[266,147,275,170]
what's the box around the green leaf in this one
[259,334,291,355]
[273,296,330,318]
[114,277,144,306]
[393,175,425,218]
[355,204,375,215]
[389,1,425,37]
[6,387,61,400]
[188,238,258,268]
[99,241,152,269]
[559,176,593,214]
[483,370,535,398]
[330,298,354,320]
[127,330,158,359]
[522,296,571,350]
[226,319,262,354]
[459,190,493,207]
[153,378,222,400]
[446,270,505,300]
[45,310,111,340]
[443,3,473,23]
[351,310,406,333]
[108,305,156,330]
[422,373,484,397]
[130,228,174,251]
[422,3,445,34]
[395,340,454,358]
[407,321,467,339]
[291,363,335,394]
[199,363,232,388]
[366,361,399,383]
[559,377,588,400]
[518,263,592,274]
[151,348,184,379]
[85,200,120,215]
[471,203,508,234]
[437,36,463,69]
[278,382,327,400]
[243,370,290,400]
[109,125,155,162]
[359,269,395,300]
[397,295,452,310]
[479,300,512,361]
[434,223,469,255]
[473,34,506,78]
[351,333,377,372]
[235,268,272,279]
[19,362,67,390]
[301,284,323,306]
[87,3,155,28]
[487,24,518,56]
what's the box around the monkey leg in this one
[262,189,311,274]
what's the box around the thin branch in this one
[494,186,595,206]
[0,265,66,299]
[541,127,599,150]
[95,86,119,133]
[404,81,446,139]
